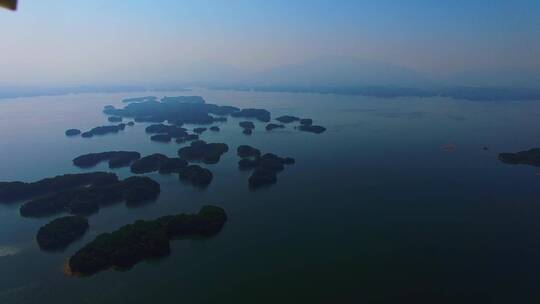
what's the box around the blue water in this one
[1,89,540,303]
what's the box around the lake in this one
[1,88,540,303]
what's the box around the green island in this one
[499,148,540,166]
[20,175,160,217]
[0,172,117,203]
[275,115,300,123]
[68,205,227,276]
[178,165,213,187]
[177,140,229,164]
[81,124,126,138]
[130,153,188,174]
[73,151,141,168]
[36,216,89,251]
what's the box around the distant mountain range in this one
[242,57,435,88]
[211,85,540,101]
[1,56,539,101]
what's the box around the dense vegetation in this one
[36,216,89,250]
[20,176,160,217]
[499,148,540,166]
[68,205,227,275]
[81,124,126,138]
[0,172,117,203]
[266,123,285,131]
[237,145,261,158]
[179,165,213,187]
[103,96,240,125]
[275,115,300,123]
[178,140,229,164]
[65,129,81,136]
[236,146,295,189]
[73,151,141,168]
[298,125,326,134]
[231,108,271,122]
[130,154,188,174]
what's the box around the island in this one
[158,158,188,174]
[65,129,81,136]
[179,165,213,187]
[193,127,207,134]
[131,154,169,174]
[107,116,123,123]
[127,121,135,126]
[249,168,278,188]
[498,148,540,166]
[239,121,255,130]
[145,124,185,134]
[231,108,271,122]
[81,124,126,138]
[150,134,172,142]
[145,123,174,133]
[36,216,89,251]
[73,151,141,168]
[239,153,295,189]
[298,125,326,134]
[178,140,229,164]
[145,124,188,139]
[239,121,255,135]
[177,134,200,143]
[208,105,240,116]
[68,205,227,276]
[130,154,188,174]
[237,145,261,158]
[266,123,285,131]
[299,118,313,126]
[275,115,300,123]
[259,153,295,171]
[20,176,160,217]
[209,126,220,132]
[0,172,117,203]
[103,96,246,125]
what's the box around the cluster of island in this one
[14,173,161,217]
[64,95,326,139]
[237,145,295,189]
[68,205,227,276]
[0,94,329,277]
[0,170,226,273]
[4,90,540,281]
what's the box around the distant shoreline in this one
[0,86,191,101]
[210,85,540,102]
[1,84,540,102]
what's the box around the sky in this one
[1,0,539,87]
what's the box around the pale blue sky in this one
[1,0,539,86]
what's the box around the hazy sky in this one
[1,0,539,86]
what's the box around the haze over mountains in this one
[213,57,540,89]
[4,56,540,97]
[242,57,434,88]
[2,56,539,101]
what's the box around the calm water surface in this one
[1,89,540,303]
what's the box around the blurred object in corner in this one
[0,0,17,10]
